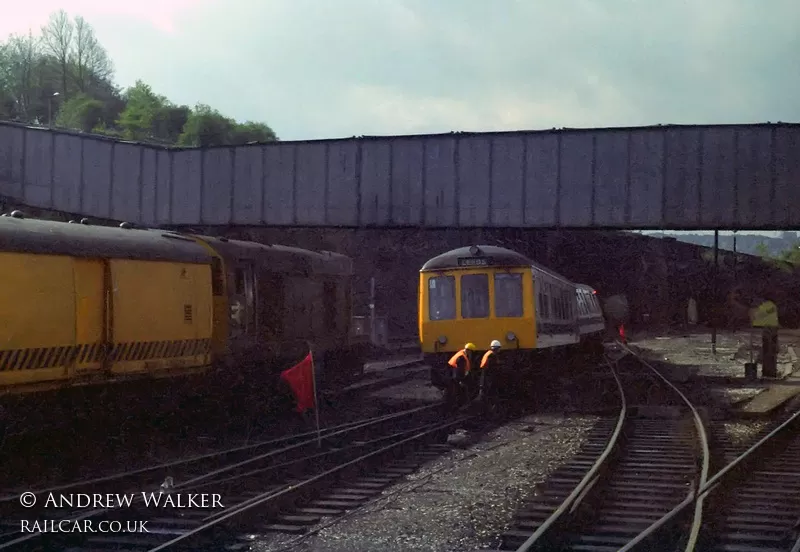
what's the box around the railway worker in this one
[751,298,780,378]
[476,340,502,414]
[446,343,478,409]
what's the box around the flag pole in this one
[308,343,322,448]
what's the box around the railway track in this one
[1,402,463,551]
[496,343,800,552]
[499,345,711,551]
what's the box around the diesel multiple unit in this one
[418,245,606,388]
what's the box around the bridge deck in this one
[0,122,798,229]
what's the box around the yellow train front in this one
[419,245,605,390]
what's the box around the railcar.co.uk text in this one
[21,519,150,534]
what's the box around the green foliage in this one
[0,11,276,146]
[55,92,103,132]
[753,240,800,273]
[231,121,278,144]
[116,80,166,141]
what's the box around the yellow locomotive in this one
[418,245,605,389]
[0,212,366,398]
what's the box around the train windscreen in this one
[428,276,456,320]
[494,273,523,317]
[460,274,489,319]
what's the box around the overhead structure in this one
[0,121,798,229]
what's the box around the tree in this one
[152,104,191,144]
[55,92,104,132]
[0,9,278,144]
[179,106,279,146]
[178,104,235,147]
[72,15,113,93]
[116,80,165,140]
[40,10,73,97]
[230,121,278,144]
[0,32,42,121]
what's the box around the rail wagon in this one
[418,245,605,389]
[0,212,365,398]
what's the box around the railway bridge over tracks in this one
[0,121,799,231]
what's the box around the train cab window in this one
[211,257,224,296]
[428,276,456,321]
[460,273,489,319]
[494,273,523,318]
[234,268,245,295]
[323,280,337,331]
[259,274,285,337]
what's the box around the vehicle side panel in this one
[108,259,213,376]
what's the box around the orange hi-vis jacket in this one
[448,349,472,375]
[480,349,496,369]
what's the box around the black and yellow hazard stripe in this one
[0,339,211,371]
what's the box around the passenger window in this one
[460,273,489,319]
[428,276,456,321]
[541,285,550,318]
[494,273,523,318]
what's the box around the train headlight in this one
[438,335,448,345]
[506,331,517,342]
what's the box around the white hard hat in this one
[490,340,501,349]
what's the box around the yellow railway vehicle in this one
[0,212,365,399]
[0,214,214,396]
[418,245,605,389]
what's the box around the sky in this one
[1,0,798,142]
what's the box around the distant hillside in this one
[641,231,800,257]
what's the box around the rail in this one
[616,341,711,551]
[0,403,443,550]
[146,415,471,551]
[620,375,800,551]
[508,342,710,551]
[514,354,627,551]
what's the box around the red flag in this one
[280,353,316,413]
[619,324,626,343]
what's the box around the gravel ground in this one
[254,414,599,552]
[705,387,765,408]
[632,332,799,379]
[720,420,772,448]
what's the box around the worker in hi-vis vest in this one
[446,343,478,410]
[750,299,779,378]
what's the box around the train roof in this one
[195,235,353,276]
[421,244,583,286]
[0,214,211,263]
[421,245,534,272]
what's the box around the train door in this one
[258,272,284,341]
[230,261,257,338]
[73,259,107,376]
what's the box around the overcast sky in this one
[1,0,798,142]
